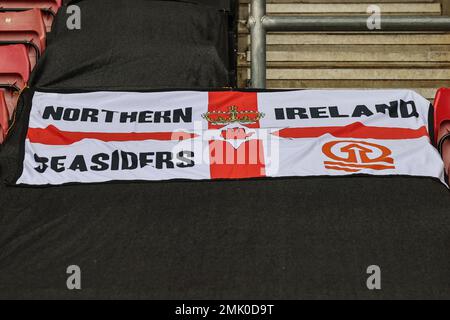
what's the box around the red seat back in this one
[0,9,47,63]
[0,89,8,144]
[0,44,30,115]
[0,1,62,14]
[0,1,63,32]
[434,88,450,178]
[0,44,30,88]
[0,89,18,121]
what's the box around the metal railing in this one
[248,0,450,88]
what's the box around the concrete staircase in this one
[238,0,449,101]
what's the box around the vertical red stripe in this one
[207,91,260,129]
[209,140,266,179]
[207,92,266,179]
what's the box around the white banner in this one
[16,90,447,186]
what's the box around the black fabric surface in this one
[0,90,450,299]
[1,174,449,299]
[32,0,235,90]
[65,0,234,11]
[1,0,449,300]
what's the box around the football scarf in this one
[14,90,447,186]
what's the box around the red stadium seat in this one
[0,44,30,116]
[434,88,450,181]
[0,89,8,143]
[0,0,62,14]
[0,9,46,68]
[0,1,63,32]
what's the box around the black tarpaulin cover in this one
[1,89,450,299]
[64,0,235,11]
[1,0,450,299]
[32,0,236,90]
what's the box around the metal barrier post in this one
[249,0,266,89]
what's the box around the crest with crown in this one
[202,106,265,126]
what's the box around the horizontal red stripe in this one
[27,125,198,145]
[27,122,429,146]
[274,122,429,140]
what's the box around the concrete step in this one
[262,79,449,89]
[262,87,437,99]
[247,68,450,80]
[239,33,450,50]
[239,62,450,69]
[237,78,442,100]
[237,73,445,96]
[240,2,441,19]
[244,44,450,62]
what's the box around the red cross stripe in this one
[27,125,198,145]
[274,122,429,140]
[207,91,266,179]
[207,91,260,129]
